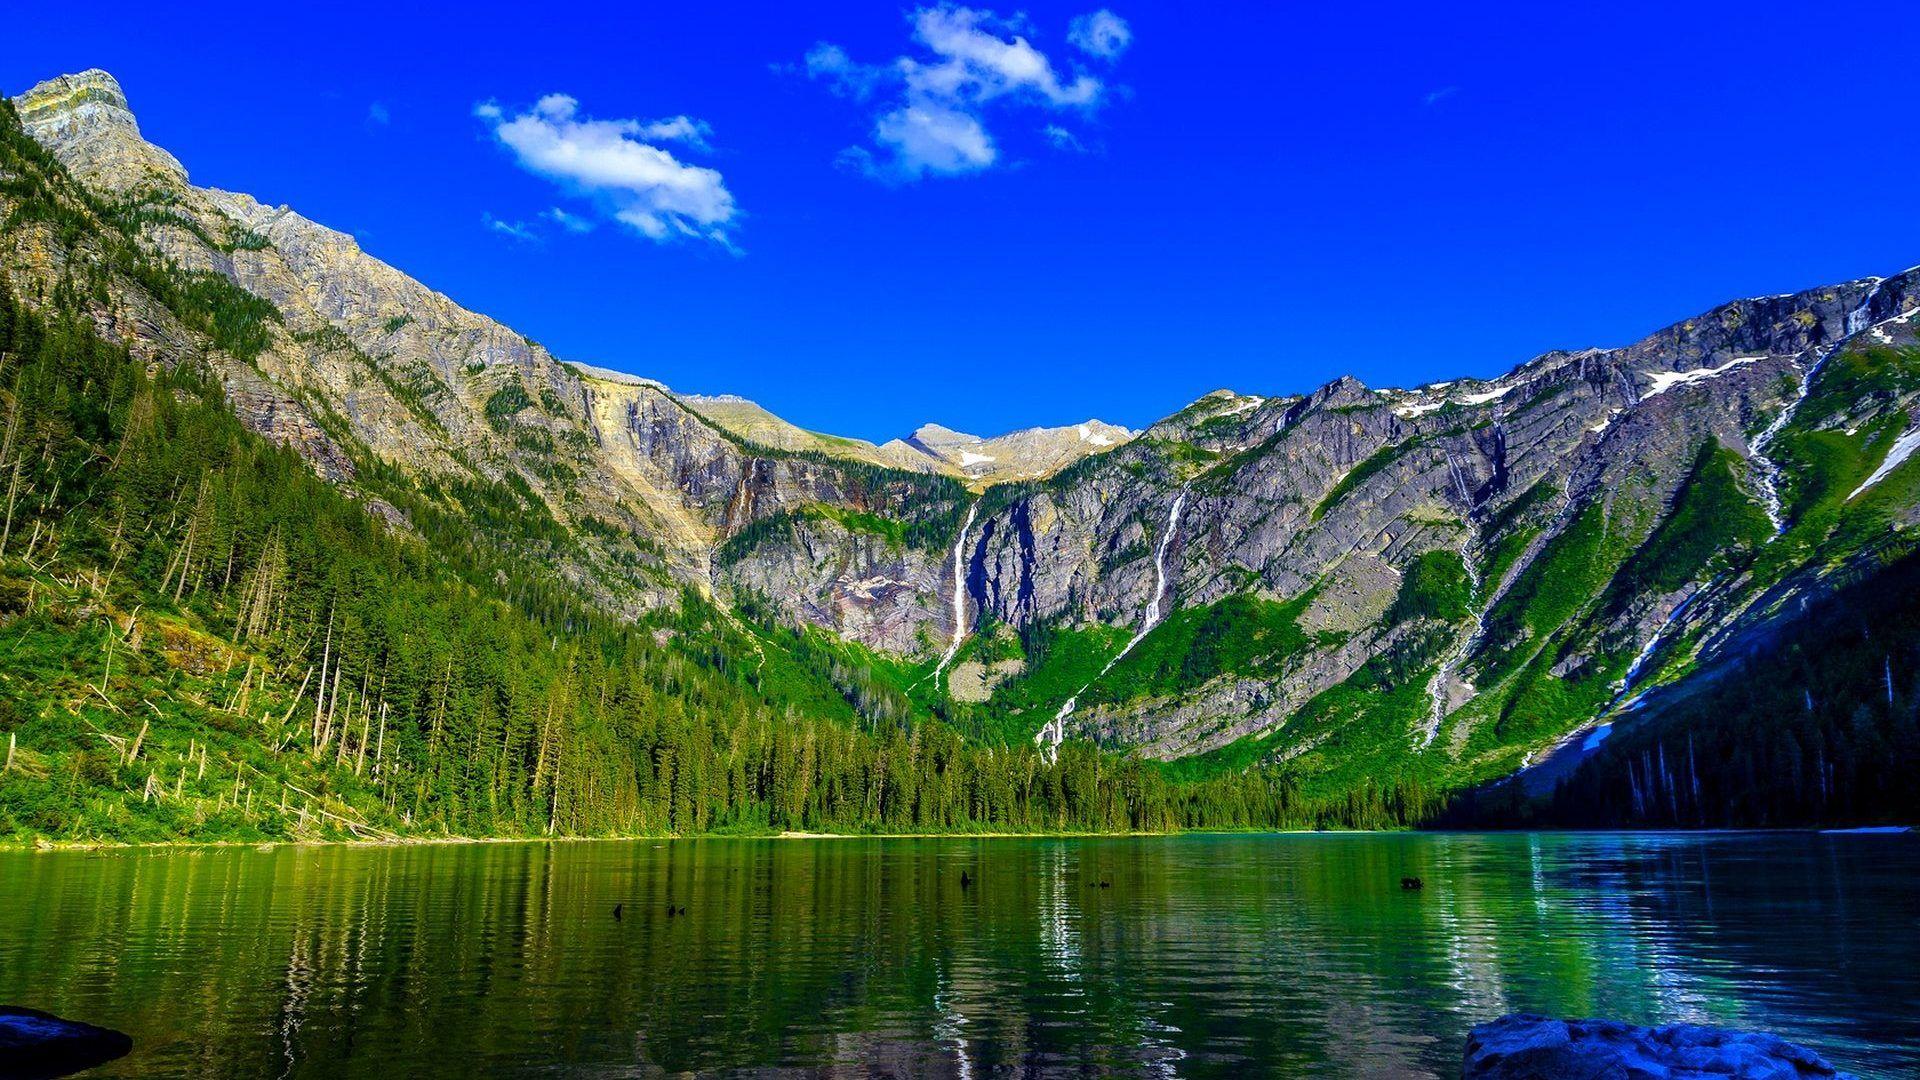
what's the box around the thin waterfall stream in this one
[1039,490,1187,759]
[930,502,980,686]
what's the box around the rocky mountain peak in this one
[16,68,129,113]
[894,417,1135,485]
[908,423,984,450]
[14,69,186,193]
[1291,374,1375,416]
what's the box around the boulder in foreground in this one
[0,1006,134,1079]
[1463,1014,1856,1079]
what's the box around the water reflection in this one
[0,833,1913,1078]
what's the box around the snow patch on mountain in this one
[1459,384,1515,406]
[1641,357,1762,400]
[1849,424,1920,501]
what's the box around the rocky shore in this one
[1464,1014,1856,1079]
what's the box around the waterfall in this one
[1036,490,1188,761]
[1751,281,1887,535]
[930,503,980,685]
[1447,454,1475,506]
[1138,490,1188,634]
[1419,523,1484,749]
[1609,578,1716,711]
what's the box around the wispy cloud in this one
[483,213,539,242]
[632,115,712,150]
[803,44,885,101]
[1042,123,1085,152]
[475,93,738,247]
[1067,9,1131,60]
[543,207,595,234]
[801,6,1130,182]
[1423,86,1460,107]
[367,102,391,125]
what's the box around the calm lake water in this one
[0,832,1915,1078]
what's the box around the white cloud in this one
[905,6,1101,108]
[543,207,595,233]
[805,43,884,100]
[483,213,538,242]
[1067,9,1131,60]
[634,115,712,149]
[475,94,738,246]
[875,104,996,176]
[1042,123,1084,152]
[804,6,1126,181]
[367,102,391,125]
[1424,86,1460,106]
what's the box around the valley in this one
[3,69,1918,843]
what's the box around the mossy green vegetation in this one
[946,623,1129,743]
[1478,479,1557,588]
[484,381,534,429]
[1479,549,1920,829]
[1759,345,1920,570]
[1604,444,1770,610]
[1450,488,1651,756]
[1312,439,1419,522]
[1081,592,1317,708]
[1478,500,1617,681]
[1154,627,1451,811]
[1388,548,1472,624]
[1801,345,1920,425]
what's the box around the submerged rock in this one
[0,1005,134,1079]
[1463,1014,1855,1079]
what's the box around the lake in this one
[0,832,1914,1077]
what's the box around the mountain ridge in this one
[7,66,1919,813]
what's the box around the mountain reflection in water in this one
[0,832,1913,1078]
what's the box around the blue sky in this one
[7,1,1919,441]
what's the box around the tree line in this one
[0,248,1434,840]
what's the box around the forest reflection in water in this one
[0,832,1913,1078]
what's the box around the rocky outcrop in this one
[7,68,963,619]
[1462,1014,1857,1079]
[0,1005,134,1079]
[714,511,948,654]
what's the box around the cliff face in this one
[7,69,968,624]
[955,275,1920,768]
[11,69,1920,787]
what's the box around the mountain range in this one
[5,68,1918,832]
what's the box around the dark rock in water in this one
[1401,876,1424,890]
[0,1006,134,1079]
[1463,1014,1856,1079]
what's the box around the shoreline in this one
[0,823,1909,854]
[0,828,1238,853]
